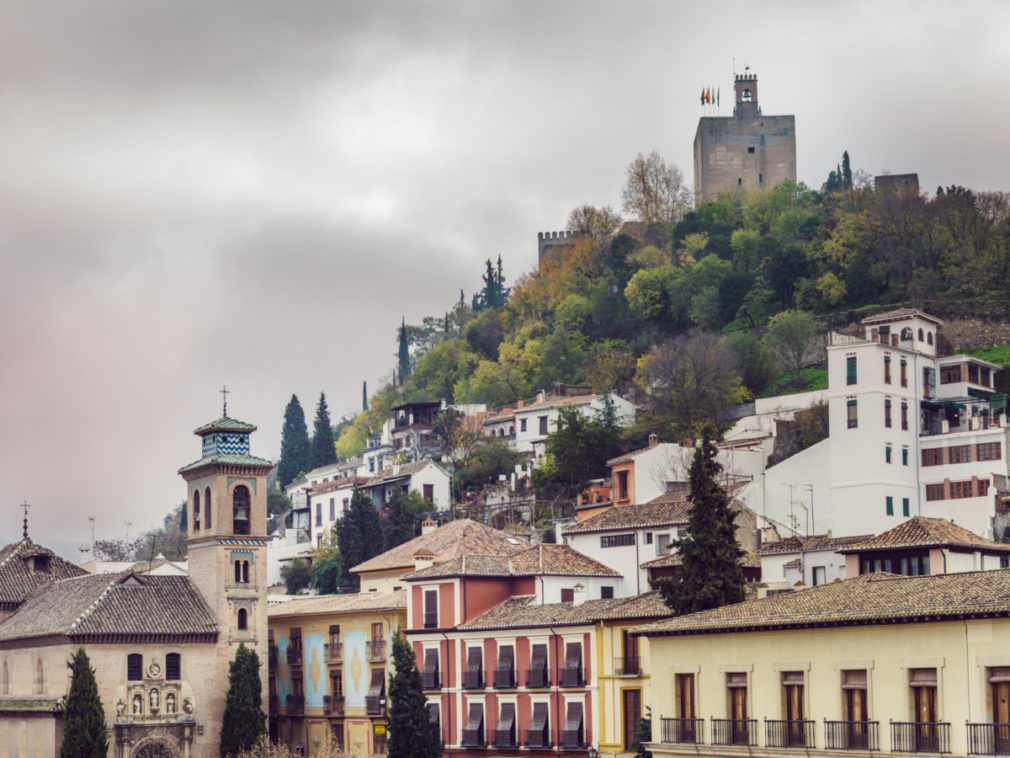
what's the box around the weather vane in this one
[20,500,30,539]
[220,385,230,417]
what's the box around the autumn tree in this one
[567,204,622,249]
[763,310,821,377]
[621,150,692,225]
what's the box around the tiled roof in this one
[514,394,601,414]
[0,538,88,609]
[483,408,516,424]
[641,551,760,569]
[351,519,525,574]
[837,517,1010,554]
[607,443,661,466]
[311,476,369,493]
[459,591,669,631]
[402,544,621,580]
[562,499,691,535]
[861,308,942,326]
[757,534,873,556]
[178,453,274,474]
[634,569,1010,636]
[194,416,258,434]
[0,572,218,641]
[362,460,447,486]
[268,590,406,619]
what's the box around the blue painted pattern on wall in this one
[305,632,325,707]
[203,432,251,457]
[277,635,289,706]
[344,630,366,708]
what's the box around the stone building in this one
[693,73,796,204]
[0,410,272,757]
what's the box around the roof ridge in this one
[0,538,29,570]
[67,574,119,633]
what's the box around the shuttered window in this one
[463,703,485,747]
[165,653,180,681]
[528,703,550,748]
[495,645,515,688]
[422,649,440,690]
[423,590,438,628]
[464,647,483,689]
[847,356,857,385]
[496,703,516,747]
[127,654,143,681]
[528,644,549,688]
[562,643,583,687]
[623,689,642,749]
[563,702,585,748]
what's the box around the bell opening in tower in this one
[233,485,251,535]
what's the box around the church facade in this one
[0,412,272,758]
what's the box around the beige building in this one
[637,569,1010,758]
[693,73,796,204]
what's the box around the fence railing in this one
[825,720,879,751]
[891,721,951,754]
[711,718,757,747]
[461,728,485,748]
[968,723,1010,755]
[660,717,704,745]
[324,642,342,661]
[365,695,386,716]
[423,612,438,629]
[494,667,516,689]
[525,669,550,688]
[614,657,641,676]
[766,719,816,749]
[492,729,518,748]
[522,729,552,749]
[365,640,386,660]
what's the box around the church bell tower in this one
[179,397,273,743]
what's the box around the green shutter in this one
[847,356,857,385]
[902,498,910,517]
[886,496,894,516]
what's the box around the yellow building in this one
[636,570,1010,758]
[268,591,406,757]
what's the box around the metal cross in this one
[20,501,30,539]
[220,385,230,417]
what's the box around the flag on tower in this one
[700,88,705,106]
[717,87,720,107]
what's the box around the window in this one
[601,534,636,548]
[909,668,939,749]
[884,355,892,383]
[35,658,43,695]
[428,703,440,735]
[1,661,7,695]
[193,490,201,531]
[520,418,527,433]
[238,608,248,630]
[847,400,858,429]
[495,645,515,688]
[922,448,943,466]
[329,498,335,520]
[885,446,892,464]
[561,588,575,603]
[601,586,614,599]
[233,485,250,535]
[925,484,945,501]
[841,670,869,748]
[928,332,934,345]
[369,458,376,472]
[422,649,440,690]
[982,366,992,387]
[562,642,583,687]
[918,328,924,342]
[812,566,826,586]
[748,146,755,153]
[528,703,550,748]
[205,487,212,529]
[738,177,742,186]
[539,416,549,435]
[969,363,980,384]
[901,401,909,430]
[884,399,892,428]
[423,589,438,629]
[332,724,345,752]
[782,671,806,745]
[644,532,653,544]
[902,497,910,517]
[563,702,585,748]
[979,479,991,497]
[951,480,974,499]
[166,653,180,681]
[615,470,629,501]
[726,672,749,745]
[462,703,485,747]
[464,647,483,689]
[901,358,908,387]
[941,365,962,384]
[886,496,894,516]
[924,366,935,397]
[366,669,386,715]
[903,448,909,466]
[623,689,642,749]
[128,654,143,681]
[496,702,517,747]
[676,673,696,721]
[979,442,1002,461]
[423,484,434,502]
[528,645,549,688]
[846,356,857,385]
[235,560,242,583]
[949,445,970,463]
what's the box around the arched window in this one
[128,654,143,681]
[927,332,934,345]
[235,560,242,583]
[1,660,8,695]
[193,490,201,531]
[166,653,180,681]
[35,658,43,694]
[233,485,250,535]
[205,487,212,530]
[237,608,248,631]
[918,328,924,341]
[242,561,250,583]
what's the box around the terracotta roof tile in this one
[757,534,873,556]
[861,309,942,326]
[838,517,1010,554]
[642,551,760,569]
[178,453,274,474]
[268,590,406,618]
[0,538,88,609]
[562,499,691,535]
[363,460,447,486]
[459,591,669,631]
[351,519,525,574]
[311,476,369,493]
[515,394,601,413]
[402,544,620,580]
[635,569,1010,636]
[194,416,258,434]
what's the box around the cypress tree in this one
[656,427,746,615]
[278,395,311,488]
[61,647,108,758]
[310,392,337,469]
[841,151,853,190]
[336,489,385,591]
[398,318,410,386]
[219,643,266,757]
[384,488,415,550]
[363,381,368,412]
[388,630,441,758]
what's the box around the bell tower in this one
[179,401,273,748]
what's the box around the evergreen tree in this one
[277,395,311,488]
[220,643,266,757]
[656,427,746,615]
[496,254,510,305]
[384,488,415,549]
[336,489,385,591]
[398,317,410,386]
[310,392,337,469]
[841,150,853,190]
[61,647,108,758]
[363,381,368,412]
[388,630,441,758]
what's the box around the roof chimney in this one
[536,390,546,404]
[648,433,659,448]
[517,398,524,409]
[413,548,435,571]
[421,517,437,536]
[681,438,694,448]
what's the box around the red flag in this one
[700,88,705,106]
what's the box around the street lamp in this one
[588,748,599,758]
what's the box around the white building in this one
[513,391,636,457]
[360,459,452,511]
[307,475,370,546]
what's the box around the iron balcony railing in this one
[494,667,516,689]
[891,721,951,754]
[522,729,552,749]
[286,694,304,715]
[366,640,387,661]
[660,717,704,745]
[365,696,386,716]
[461,728,485,748]
[968,723,1010,755]
[286,647,302,665]
[422,670,440,690]
[766,719,816,749]
[825,720,880,751]
[525,669,550,688]
[493,729,517,748]
[423,611,438,629]
[614,657,641,676]
[711,718,757,747]
[560,666,584,687]
[324,642,342,661]
[462,671,483,689]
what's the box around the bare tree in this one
[566,204,622,248]
[621,150,693,225]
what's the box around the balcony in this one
[324,696,344,716]
[366,641,387,661]
[422,671,440,690]
[463,671,484,690]
[366,696,387,716]
[660,717,703,745]
[711,718,757,747]
[968,723,1010,755]
[522,729,552,749]
[891,722,951,754]
[614,657,641,676]
[560,666,584,687]
[287,694,304,715]
[825,720,879,751]
[494,668,515,689]
[493,730,517,748]
[525,669,550,688]
[286,647,302,666]
[766,719,815,749]
[461,728,485,748]
[423,612,438,629]
[325,642,343,662]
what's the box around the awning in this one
[562,702,584,748]
[842,670,867,689]
[423,649,439,689]
[909,668,937,686]
[496,645,514,685]
[465,703,484,731]
[368,669,386,697]
[530,644,548,672]
[496,703,516,744]
[528,703,550,748]
[428,703,440,724]
[466,647,483,674]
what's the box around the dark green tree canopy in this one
[336,489,385,591]
[278,394,311,488]
[656,428,746,615]
[388,630,441,758]
[311,392,337,469]
[61,648,108,758]
[398,317,411,386]
[383,487,416,550]
[280,558,312,595]
[220,642,266,757]
[542,403,621,492]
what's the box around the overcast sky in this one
[2,0,1009,557]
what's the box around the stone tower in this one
[693,72,796,204]
[179,412,273,753]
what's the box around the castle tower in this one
[179,409,273,752]
[693,72,796,204]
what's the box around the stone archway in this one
[132,737,181,758]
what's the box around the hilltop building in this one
[693,73,796,204]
